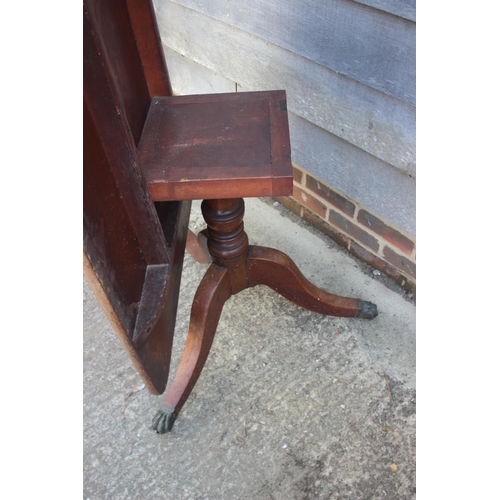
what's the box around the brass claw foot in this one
[151,403,178,434]
[356,300,378,319]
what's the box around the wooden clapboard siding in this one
[165,42,415,233]
[163,46,236,95]
[168,0,415,106]
[155,0,415,176]
[352,0,416,22]
[152,0,416,238]
[161,42,415,236]
[288,112,415,236]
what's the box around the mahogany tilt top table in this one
[83,0,377,434]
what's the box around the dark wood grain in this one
[83,99,148,335]
[185,229,211,264]
[138,91,293,201]
[83,0,191,394]
[126,0,173,97]
[84,1,168,264]
[132,264,171,347]
[247,246,361,317]
[162,265,232,413]
[88,0,151,146]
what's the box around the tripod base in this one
[153,199,377,433]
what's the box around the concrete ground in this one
[83,198,416,499]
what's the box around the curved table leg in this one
[247,246,378,319]
[153,200,377,433]
[152,263,231,433]
[185,229,211,264]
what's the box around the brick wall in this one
[276,164,416,293]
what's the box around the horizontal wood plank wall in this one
[153,0,416,289]
[155,0,415,176]
[167,0,415,106]
[287,112,415,235]
[352,0,416,22]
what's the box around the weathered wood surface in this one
[154,0,415,236]
[154,1,415,176]
[159,42,415,235]
[157,50,415,236]
[167,0,415,106]
[163,46,236,95]
[352,0,415,22]
[288,111,415,236]
[161,48,416,236]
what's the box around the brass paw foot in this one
[356,300,378,319]
[151,403,178,433]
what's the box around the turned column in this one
[201,198,250,294]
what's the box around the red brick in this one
[350,242,416,293]
[382,245,416,279]
[301,207,350,249]
[329,208,379,252]
[292,165,303,184]
[357,209,414,255]
[350,241,392,273]
[274,197,416,293]
[275,196,302,217]
[398,276,416,294]
[305,175,355,217]
[293,185,327,218]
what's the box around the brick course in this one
[275,164,416,292]
[357,209,415,255]
[293,185,327,219]
[349,241,416,293]
[301,203,351,250]
[305,175,356,217]
[328,208,380,252]
[292,165,303,184]
[382,246,416,279]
